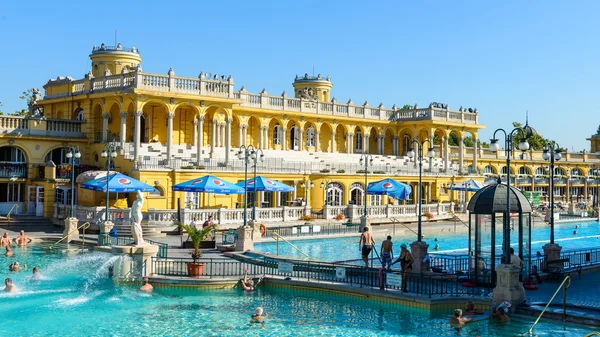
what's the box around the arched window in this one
[306,126,315,147]
[571,168,583,177]
[273,124,281,145]
[149,186,165,197]
[535,167,547,176]
[554,167,566,176]
[403,133,411,154]
[75,109,85,121]
[45,148,79,165]
[326,182,344,206]
[185,192,200,209]
[0,147,26,163]
[350,183,364,206]
[483,165,495,174]
[501,166,510,175]
[518,167,530,175]
[355,131,363,153]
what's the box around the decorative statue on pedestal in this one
[28,88,43,118]
[130,191,145,246]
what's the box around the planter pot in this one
[187,262,204,277]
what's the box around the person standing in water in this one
[1,233,10,247]
[391,244,414,292]
[380,236,394,270]
[4,278,15,292]
[15,230,32,246]
[140,277,153,292]
[359,227,375,267]
[5,245,14,257]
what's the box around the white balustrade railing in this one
[54,203,452,226]
[43,70,477,124]
[0,115,28,131]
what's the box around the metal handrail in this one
[48,222,91,249]
[390,217,418,236]
[584,333,600,337]
[450,214,469,228]
[271,232,311,259]
[526,275,572,335]
[6,203,19,225]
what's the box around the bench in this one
[544,258,582,281]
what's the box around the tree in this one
[597,124,600,135]
[448,133,458,146]
[480,141,490,149]
[401,104,413,110]
[0,101,3,116]
[462,136,474,147]
[511,121,547,151]
[15,89,35,116]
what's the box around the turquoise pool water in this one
[0,244,595,336]
[255,220,600,262]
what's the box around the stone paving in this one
[527,271,600,310]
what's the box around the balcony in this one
[55,164,100,180]
[0,163,27,178]
[0,115,85,139]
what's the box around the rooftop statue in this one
[28,88,43,118]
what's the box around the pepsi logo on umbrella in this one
[191,179,203,185]
[98,177,108,183]
[118,178,131,185]
[246,180,255,185]
[382,182,393,189]
[266,180,275,185]
[213,180,225,186]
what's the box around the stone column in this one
[364,135,369,154]
[459,136,464,173]
[237,124,243,148]
[429,135,434,171]
[444,136,449,172]
[345,133,350,153]
[225,118,231,164]
[410,241,430,274]
[258,126,263,149]
[166,112,175,165]
[331,132,336,153]
[282,127,287,150]
[119,111,127,148]
[349,133,354,153]
[211,119,217,156]
[263,126,269,149]
[427,182,432,203]
[242,126,248,146]
[133,111,142,162]
[196,116,204,165]
[315,131,320,152]
[63,217,79,243]
[218,124,223,148]
[378,135,383,155]
[472,136,478,174]
[235,224,254,252]
[299,128,304,151]
[192,119,198,147]
[102,112,110,142]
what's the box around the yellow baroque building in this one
[4,42,598,222]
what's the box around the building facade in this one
[4,43,598,220]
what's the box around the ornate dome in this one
[467,180,532,214]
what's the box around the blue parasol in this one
[172,175,244,194]
[235,176,295,192]
[449,179,485,192]
[366,178,412,200]
[80,172,155,193]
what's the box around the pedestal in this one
[544,210,560,222]
[99,221,114,246]
[63,217,79,243]
[235,225,254,252]
[542,243,562,265]
[410,241,430,274]
[492,263,524,311]
[111,244,158,282]
[359,216,371,233]
[249,219,262,241]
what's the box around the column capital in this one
[197,115,205,122]
[193,119,198,126]
[331,131,336,136]
[282,127,288,132]
[120,111,128,118]
[299,128,304,133]
[167,112,175,119]
[226,118,233,124]
[134,110,143,118]
[102,112,111,119]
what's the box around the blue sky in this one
[1,1,598,150]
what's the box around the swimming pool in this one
[0,243,595,336]
[255,220,600,262]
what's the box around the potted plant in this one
[422,211,435,220]
[179,223,216,277]
[335,213,345,221]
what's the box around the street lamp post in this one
[542,141,562,244]
[237,145,260,227]
[407,139,435,242]
[251,149,265,221]
[65,146,81,219]
[489,127,530,264]
[359,154,373,218]
[100,139,121,223]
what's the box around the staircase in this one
[111,222,169,238]
[0,216,55,229]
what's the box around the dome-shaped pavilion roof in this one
[467,180,532,214]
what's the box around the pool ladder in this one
[525,275,571,335]
[271,232,311,259]
[47,222,91,249]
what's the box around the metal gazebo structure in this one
[466,179,533,287]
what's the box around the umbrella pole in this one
[178,198,182,248]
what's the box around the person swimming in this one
[140,277,153,292]
[251,307,268,324]
[5,245,14,257]
[465,301,483,315]
[4,278,15,292]
[31,267,40,280]
[449,308,472,328]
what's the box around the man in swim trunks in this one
[359,227,375,267]
[380,236,394,270]
[15,230,32,246]
[391,244,414,292]
[0,232,10,247]
[4,278,15,292]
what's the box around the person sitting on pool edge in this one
[449,309,473,326]
[251,307,268,324]
[465,301,483,315]
[4,278,15,292]
[15,230,33,246]
[140,277,153,292]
